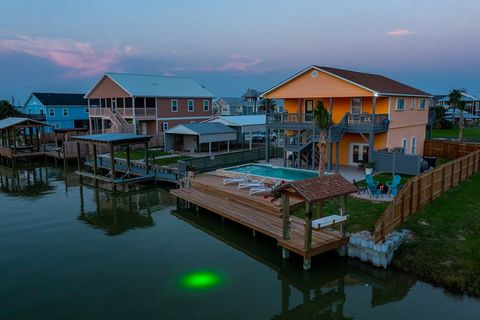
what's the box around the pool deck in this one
[170,174,348,268]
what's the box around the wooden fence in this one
[424,139,480,160]
[373,142,480,243]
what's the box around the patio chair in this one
[249,186,273,195]
[367,184,382,198]
[238,177,266,190]
[223,174,250,185]
[352,179,368,194]
[386,175,402,196]
[365,174,379,187]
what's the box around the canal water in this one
[0,166,479,320]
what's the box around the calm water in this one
[226,164,318,180]
[0,166,479,320]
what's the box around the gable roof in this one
[30,93,87,106]
[86,73,215,98]
[0,117,50,130]
[165,122,236,135]
[263,65,431,97]
[206,115,266,127]
[274,174,357,203]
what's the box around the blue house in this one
[24,93,89,132]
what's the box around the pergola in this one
[0,117,51,161]
[71,133,153,185]
[274,174,357,268]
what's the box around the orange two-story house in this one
[85,73,215,136]
[263,66,432,171]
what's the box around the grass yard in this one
[116,149,169,160]
[432,127,480,142]
[393,171,480,296]
[291,196,388,233]
[154,155,190,166]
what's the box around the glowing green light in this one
[179,270,224,290]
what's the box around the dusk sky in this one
[1,0,480,104]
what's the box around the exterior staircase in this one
[91,108,135,133]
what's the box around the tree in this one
[0,100,22,119]
[259,99,276,112]
[448,89,465,123]
[313,101,332,176]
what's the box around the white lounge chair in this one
[238,177,266,190]
[249,186,273,195]
[311,215,348,230]
[223,174,250,185]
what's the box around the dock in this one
[171,174,352,269]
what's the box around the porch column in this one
[88,99,93,134]
[335,141,339,172]
[35,127,40,151]
[132,96,137,134]
[227,140,230,153]
[369,96,377,161]
[76,142,81,171]
[265,129,270,162]
[283,132,287,167]
[41,126,46,151]
[296,131,301,168]
[297,98,302,122]
[93,144,98,175]
[311,126,316,170]
[329,97,333,114]
[208,142,212,155]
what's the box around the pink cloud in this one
[0,35,137,77]
[387,29,415,36]
[218,55,261,72]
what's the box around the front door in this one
[349,143,369,165]
[140,122,148,135]
[304,100,313,122]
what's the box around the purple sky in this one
[1,0,480,104]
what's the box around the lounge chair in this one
[238,177,266,190]
[223,174,250,185]
[365,174,379,187]
[352,179,368,194]
[249,186,273,195]
[386,175,402,196]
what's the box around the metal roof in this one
[206,115,266,126]
[165,122,236,135]
[30,92,87,106]
[102,73,215,98]
[71,133,152,144]
[438,92,480,102]
[0,117,49,130]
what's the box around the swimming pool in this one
[225,164,319,181]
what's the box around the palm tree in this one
[0,100,22,119]
[313,101,332,176]
[259,99,276,112]
[448,89,464,123]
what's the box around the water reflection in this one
[78,185,175,236]
[173,209,418,320]
[0,165,56,197]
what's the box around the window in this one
[54,123,61,129]
[351,98,362,114]
[411,137,417,154]
[419,99,426,110]
[48,108,55,117]
[396,98,405,111]
[188,100,194,112]
[62,108,68,117]
[162,122,169,131]
[40,108,45,115]
[85,108,89,113]
[171,99,178,112]
[411,98,416,110]
[203,99,210,112]
[27,108,31,114]
[402,138,408,153]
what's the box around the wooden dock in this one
[170,174,348,269]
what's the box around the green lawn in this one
[291,196,388,233]
[154,156,190,166]
[116,149,169,160]
[393,171,480,296]
[432,127,480,141]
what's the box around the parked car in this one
[251,131,276,142]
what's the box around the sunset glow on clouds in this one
[0,35,137,77]
[387,29,415,36]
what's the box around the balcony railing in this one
[268,112,388,126]
[90,107,156,118]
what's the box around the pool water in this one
[226,164,318,181]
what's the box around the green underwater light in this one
[179,270,224,290]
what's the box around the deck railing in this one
[373,141,480,243]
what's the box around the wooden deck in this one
[170,174,347,265]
